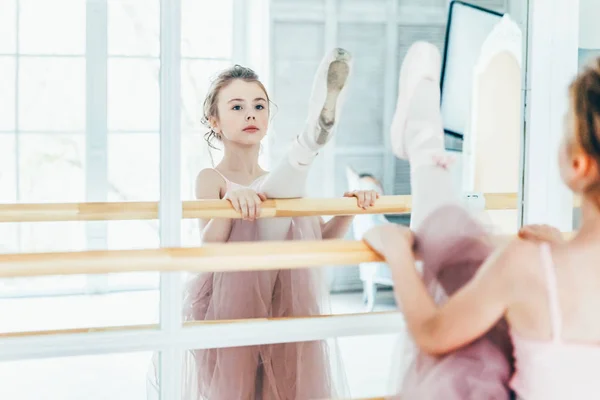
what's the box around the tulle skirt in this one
[387,205,513,399]
[147,216,348,399]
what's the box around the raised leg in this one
[390,41,460,230]
[258,48,352,199]
[256,48,352,240]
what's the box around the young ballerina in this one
[365,42,600,400]
[176,49,380,400]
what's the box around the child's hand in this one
[363,224,413,259]
[344,190,380,210]
[224,188,267,221]
[518,224,565,244]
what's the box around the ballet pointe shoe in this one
[298,48,352,153]
[390,41,444,162]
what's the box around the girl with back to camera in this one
[151,49,380,399]
[365,41,600,399]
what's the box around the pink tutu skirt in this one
[390,205,514,400]
[147,216,347,399]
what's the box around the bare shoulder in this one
[195,168,226,200]
[484,237,544,291]
[501,236,541,260]
[491,237,541,272]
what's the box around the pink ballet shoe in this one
[299,48,353,152]
[390,41,443,160]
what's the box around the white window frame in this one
[85,0,109,294]
[157,0,183,397]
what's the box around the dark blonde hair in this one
[569,57,600,195]
[201,64,270,149]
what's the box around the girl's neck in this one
[219,142,262,177]
[574,196,600,240]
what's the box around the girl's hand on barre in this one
[518,224,565,244]
[320,190,380,239]
[343,189,380,210]
[363,224,414,260]
[224,188,267,221]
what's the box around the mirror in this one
[181,0,529,320]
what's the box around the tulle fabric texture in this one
[147,216,348,399]
[388,204,514,400]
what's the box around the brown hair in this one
[201,64,271,149]
[569,57,600,195]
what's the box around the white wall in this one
[580,0,600,48]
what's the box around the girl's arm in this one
[364,224,532,356]
[321,190,379,239]
[321,215,354,240]
[195,169,234,243]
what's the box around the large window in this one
[0,0,88,300]
[0,0,236,299]
[0,1,238,397]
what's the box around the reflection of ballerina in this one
[147,49,379,399]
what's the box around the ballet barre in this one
[0,230,575,279]
[0,193,521,223]
[0,240,382,278]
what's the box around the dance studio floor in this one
[0,290,402,399]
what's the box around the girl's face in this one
[210,79,269,147]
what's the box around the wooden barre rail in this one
[0,240,383,278]
[0,193,521,223]
[0,231,575,279]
